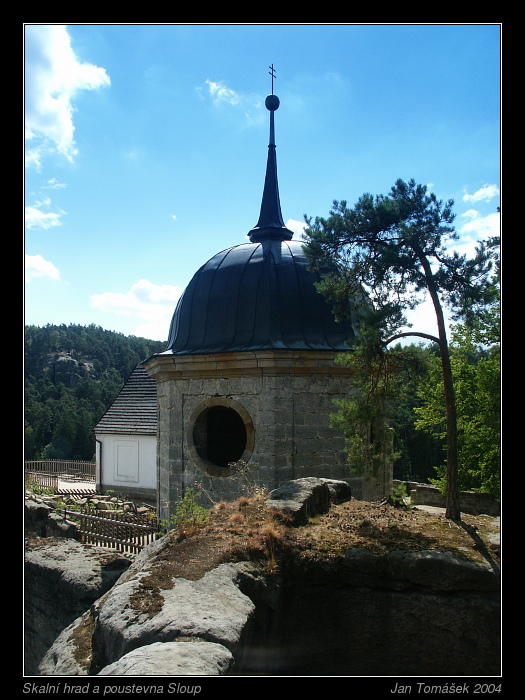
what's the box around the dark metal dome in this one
[162,82,357,356]
[164,237,356,355]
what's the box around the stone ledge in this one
[266,477,352,525]
[144,350,355,380]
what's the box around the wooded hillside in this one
[24,324,165,461]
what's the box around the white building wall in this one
[96,433,157,495]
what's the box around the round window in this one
[188,398,255,476]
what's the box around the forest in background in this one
[24,322,499,494]
[24,324,165,461]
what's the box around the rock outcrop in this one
[266,477,352,524]
[25,498,81,540]
[28,479,500,677]
[38,533,260,676]
[25,538,132,675]
[274,550,500,676]
[90,560,256,674]
[42,353,97,388]
[36,537,500,677]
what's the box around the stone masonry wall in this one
[156,372,360,520]
[146,350,393,522]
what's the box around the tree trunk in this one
[439,342,461,521]
[416,247,461,521]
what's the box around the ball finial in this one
[265,94,280,111]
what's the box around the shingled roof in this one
[94,363,157,435]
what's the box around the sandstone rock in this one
[42,353,96,387]
[34,534,501,677]
[25,499,53,538]
[318,477,353,503]
[38,611,93,676]
[26,498,80,539]
[97,641,234,676]
[29,490,500,677]
[266,477,350,525]
[385,549,499,591]
[342,547,499,591]
[91,560,255,671]
[95,501,112,510]
[25,539,132,675]
[275,564,500,676]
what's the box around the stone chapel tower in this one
[143,84,392,521]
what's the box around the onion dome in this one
[164,81,356,356]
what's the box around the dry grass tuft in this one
[229,511,245,524]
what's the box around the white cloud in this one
[286,218,307,237]
[45,178,66,190]
[24,24,110,165]
[440,210,500,260]
[462,184,500,204]
[459,211,500,240]
[198,79,265,126]
[398,297,453,347]
[25,196,65,230]
[90,279,183,341]
[25,254,60,282]
[204,79,241,106]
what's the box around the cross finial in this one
[269,64,276,94]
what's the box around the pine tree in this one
[304,178,499,521]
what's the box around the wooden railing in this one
[25,471,98,496]
[25,460,96,481]
[25,470,59,490]
[63,507,159,554]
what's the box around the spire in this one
[248,65,293,243]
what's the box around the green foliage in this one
[415,315,500,496]
[331,342,432,477]
[390,483,408,507]
[25,480,55,497]
[24,324,166,460]
[385,344,446,483]
[160,489,210,533]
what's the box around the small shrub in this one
[160,488,209,535]
[260,522,283,574]
[389,483,408,507]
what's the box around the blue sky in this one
[25,24,501,343]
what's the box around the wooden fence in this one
[63,507,159,554]
[25,460,96,480]
[25,470,98,495]
[25,470,59,491]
